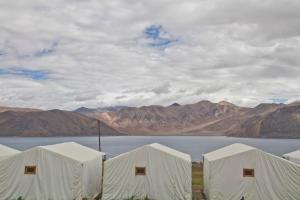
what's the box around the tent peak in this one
[0,144,20,160]
[40,142,105,162]
[148,143,191,161]
[204,143,255,162]
[108,143,191,162]
[284,149,300,157]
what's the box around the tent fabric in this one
[41,142,102,162]
[0,144,20,161]
[283,149,300,165]
[102,143,192,200]
[203,143,300,200]
[148,143,191,161]
[204,143,254,162]
[0,142,105,200]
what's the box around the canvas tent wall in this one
[0,144,20,161]
[203,143,300,200]
[0,142,105,200]
[283,149,300,165]
[102,143,192,200]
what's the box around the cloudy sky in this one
[1,0,300,110]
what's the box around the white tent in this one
[102,143,192,200]
[0,142,105,200]
[203,143,300,200]
[0,144,20,161]
[283,149,300,165]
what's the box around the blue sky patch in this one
[145,25,162,39]
[144,25,178,49]
[0,67,49,80]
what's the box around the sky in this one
[1,0,300,110]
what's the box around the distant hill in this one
[78,101,300,138]
[75,106,128,113]
[259,105,300,138]
[74,106,128,119]
[203,103,284,137]
[1,101,300,138]
[86,100,249,135]
[0,106,41,113]
[0,109,121,137]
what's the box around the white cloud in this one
[0,0,300,110]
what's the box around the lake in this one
[0,136,299,161]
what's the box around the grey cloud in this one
[151,82,171,95]
[1,0,300,109]
[115,95,127,100]
[195,84,226,95]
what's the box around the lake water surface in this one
[1,136,300,161]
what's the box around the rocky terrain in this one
[77,101,300,138]
[1,100,300,138]
[0,106,41,113]
[0,109,120,136]
[90,101,249,135]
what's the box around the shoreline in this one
[0,135,299,139]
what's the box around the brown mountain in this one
[1,101,300,138]
[95,101,249,135]
[0,109,121,137]
[80,101,300,138]
[0,106,41,113]
[202,103,284,137]
[259,105,300,138]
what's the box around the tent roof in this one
[204,143,255,162]
[149,143,191,161]
[283,149,300,159]
[110,143,191,162]
[0,144,20,158]
[41,142,105,162]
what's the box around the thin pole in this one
[97,120,101,152]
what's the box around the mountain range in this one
[0,109,120,137]
[0,100,300,138]
[76,101,300,138]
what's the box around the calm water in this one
[1,136,300,161]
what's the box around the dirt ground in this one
[192,162,205,200]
